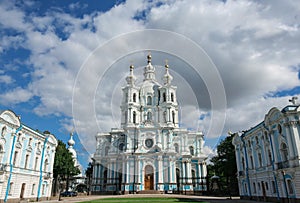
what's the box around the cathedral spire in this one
[163,59,173,85]
[126,63,136,86]
[144,54,156,81]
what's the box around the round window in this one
[145,139,154,148]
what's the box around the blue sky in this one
[1,0,300,170]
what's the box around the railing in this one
[277,161,289,169]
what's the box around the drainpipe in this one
[4,125,23,203]
[36,134,49,201]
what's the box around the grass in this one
[80,197,208,203]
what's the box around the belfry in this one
[92,55,207,194]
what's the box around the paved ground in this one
[33,194,272,203]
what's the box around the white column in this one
[158,156,163,183]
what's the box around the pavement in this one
[32,194,272,203]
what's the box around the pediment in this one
[0,110,20,126]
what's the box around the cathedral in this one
[91,55,207,194]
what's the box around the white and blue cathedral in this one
[91,55,207,194]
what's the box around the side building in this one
[0,110,58,202]
[232,99,300,202]
[92,55,207,195]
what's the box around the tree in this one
[53,140,80,195]
[85,162,93,195]
[208,134,239,196]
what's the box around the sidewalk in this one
[33,194,272,203]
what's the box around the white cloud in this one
[0,75,14,84]
[0,87,33,105]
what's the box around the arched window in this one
[147,112,152,121]
[44,159,48,172]
[147,96,152,105]
[253,182,256,193]
[280,143,288,161]
[103,169,108,185]
[268,150,272,165]
[25,154,29,169]
[133,93,136,102]
[172,111,175,124]
[250,155,254,168]
[163,92,166,102]
[242,157,245,170]
[171,93,174,102]
[133,111,136,124]
[189,146,194,156]
[258,153,262,167]
[174,144,179,153]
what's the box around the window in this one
[255,136,259,145]
[244,183,248,194]
[171,93,174,102]
[258,153,262,167]
[42,184,46,195]
[172,111,175,124]
[28,138,32,147]
[25,154,29,169]
[281,143,288,161]
[191,170,196,187]
[9,182,13,195]
[133,93,136,102]
[278,124,282,134]
[189,146,194,156]
[163,92,166,102]
[248,140,251,148]
[272,181,276,193]
[147,112,152,121]
[242,157,245,170]
[250,156,254,169]
[31,184,35,195]
[253,182,256,193]
[147,96,152,105]
[265,182,269,190]
[258,182,261,191]
[44,159,48,172]
[287,179,294,194]
[174,144,179,153]
[133,111,136,124]
[268,150,272,165]
[34,157,39,170]
[13,151,18,166]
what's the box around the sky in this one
[0,0,300,170]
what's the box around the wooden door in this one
[144,165,154,190]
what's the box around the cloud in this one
[0,0,299,158]
[0,75,14,84]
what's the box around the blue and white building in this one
[92,55,207,194]
[0,110,57,202]
[232,98,300,202]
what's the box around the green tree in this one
[53,140,80,194]
[85,162,93,195]
[208,134,239,196]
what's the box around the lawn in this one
[80,197,207,203]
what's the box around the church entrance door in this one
[144,165,154,190]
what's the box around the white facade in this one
[0,110,57,202]
[232,101,300,202]
[92,55,207,194]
